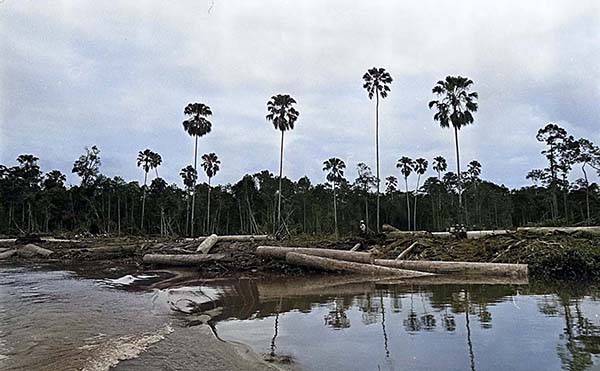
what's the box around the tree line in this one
[2,68,598,236]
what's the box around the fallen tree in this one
[256,246,373,263]
[196,234,219,254]
[143,253,228,266]
[285,252,434,278]
[373,259,528,277]
[18,244,54,258]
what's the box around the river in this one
[0,265,598,371]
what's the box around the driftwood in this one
[285,252,434,278]
[396,241,419,260]
[374,259,528,277]
[143,253,228,266]
[17,244,54,258]
[256,246,373,263]
[196,234,219,254]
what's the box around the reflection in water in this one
[2,268,599,371]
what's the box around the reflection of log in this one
[0,249,17,259]
[285,252,434,277]
[256,246,373,263]
[143,253,228,266]
[374,259,528,277]
[196,234,219,254]
[18,244,54,258]
[376,275,529,286]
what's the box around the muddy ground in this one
[0,230,598,280]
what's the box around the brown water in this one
[1,265,599,371]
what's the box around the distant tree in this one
[363,67,393,233]
[397,156,414,230]
[432,156,447,180]
[354,162,376,229]
[201,152,221,233]
[429,76,478,218]
[536,123,567,220]
[72,146,101,187]
[266,94,300,229]
[385,176,398,194]
[573,138,600,223]
[467,160,482,225]
[180,165,197,236]
[297,176,312,233]
[413,158,428,231]
[323,157,346,237]
[137,149,161,231]
[182,102,213,236]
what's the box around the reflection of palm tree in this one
[380,292,390,358]
[270,296,283,357]
[325,298,351,329]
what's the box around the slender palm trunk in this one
[333,182,338,237]
[582,164,590,223]
[277,130,284,228]
[206,177,212,234]
[375,94,381,232]
[404,176,411,230]
[365,195,369,230]
[414,174,421,231]
[191,135,198,237]
[453,126,463,220]
[140,171,148,231]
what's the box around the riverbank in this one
[0,227,598,280]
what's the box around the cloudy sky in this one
[1,0,598,188]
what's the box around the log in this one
[349,243,361,252]
[17,244,54,258]
[143,253,228,266]
[0,249,17,260]
[185,235,270,242]
[518,226,600,235]
[373,259,528,277]
[382,224,400,232]
[396,241,419,260]
[285,252,434,278]
[196,234,219,254]
[256,246,373,263]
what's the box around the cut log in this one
[349,243,361,252]
[385,231,431,238]
[256,246,373,264]
[0,249,17,260]
[382,224,400,232]
[396,241,419,260]
[374,259,528,277]
[17,244,54,258]
[185,235,270,242]
[196,234,219,254]
[285,252,434,278]
[143,253,228,266]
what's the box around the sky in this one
[1,0,599,189]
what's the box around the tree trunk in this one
[277,130,284,227]
[191,134,199,237]
[404,177,411,230]
[333,182,338,237]
[414,174,421,231]
[206,177,212,234]
[454,126,463,215]
[375,93,381,233]
[285,252,433,277]
[582,164,590,223]
[143,253,228,266]
[117,194,121,236]
[374,259,528,277]
[140,171,148,231]
[256,246,373,263]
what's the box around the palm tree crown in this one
[433,156,447,175]
[468,160,482,179]
[428,76,478,130]
[266,94,300,131]
[183,103,212,137]
[323,158,346,184]
[201,153,221,179]
[414,158,428,176]
[385,176,398,193]
[137,149,159,174]
[180,165,197,190]
[397,157,414,178]
[362,67,393,100]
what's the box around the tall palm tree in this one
[201,152,221,234]
[323,157,346,237]
[266,94,300,229]
[385,175,398,194]
[396,156,414,230]
[363,67,393,233]
[467,160,482,225]
[432,155,448,228]
[413,158,428,231]
[150,152,162,178]
[180,165,197,236]
[137,149,160,231]
[428,76,478,216]
[182,102,212,237]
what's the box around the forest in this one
[1,73,599,238]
